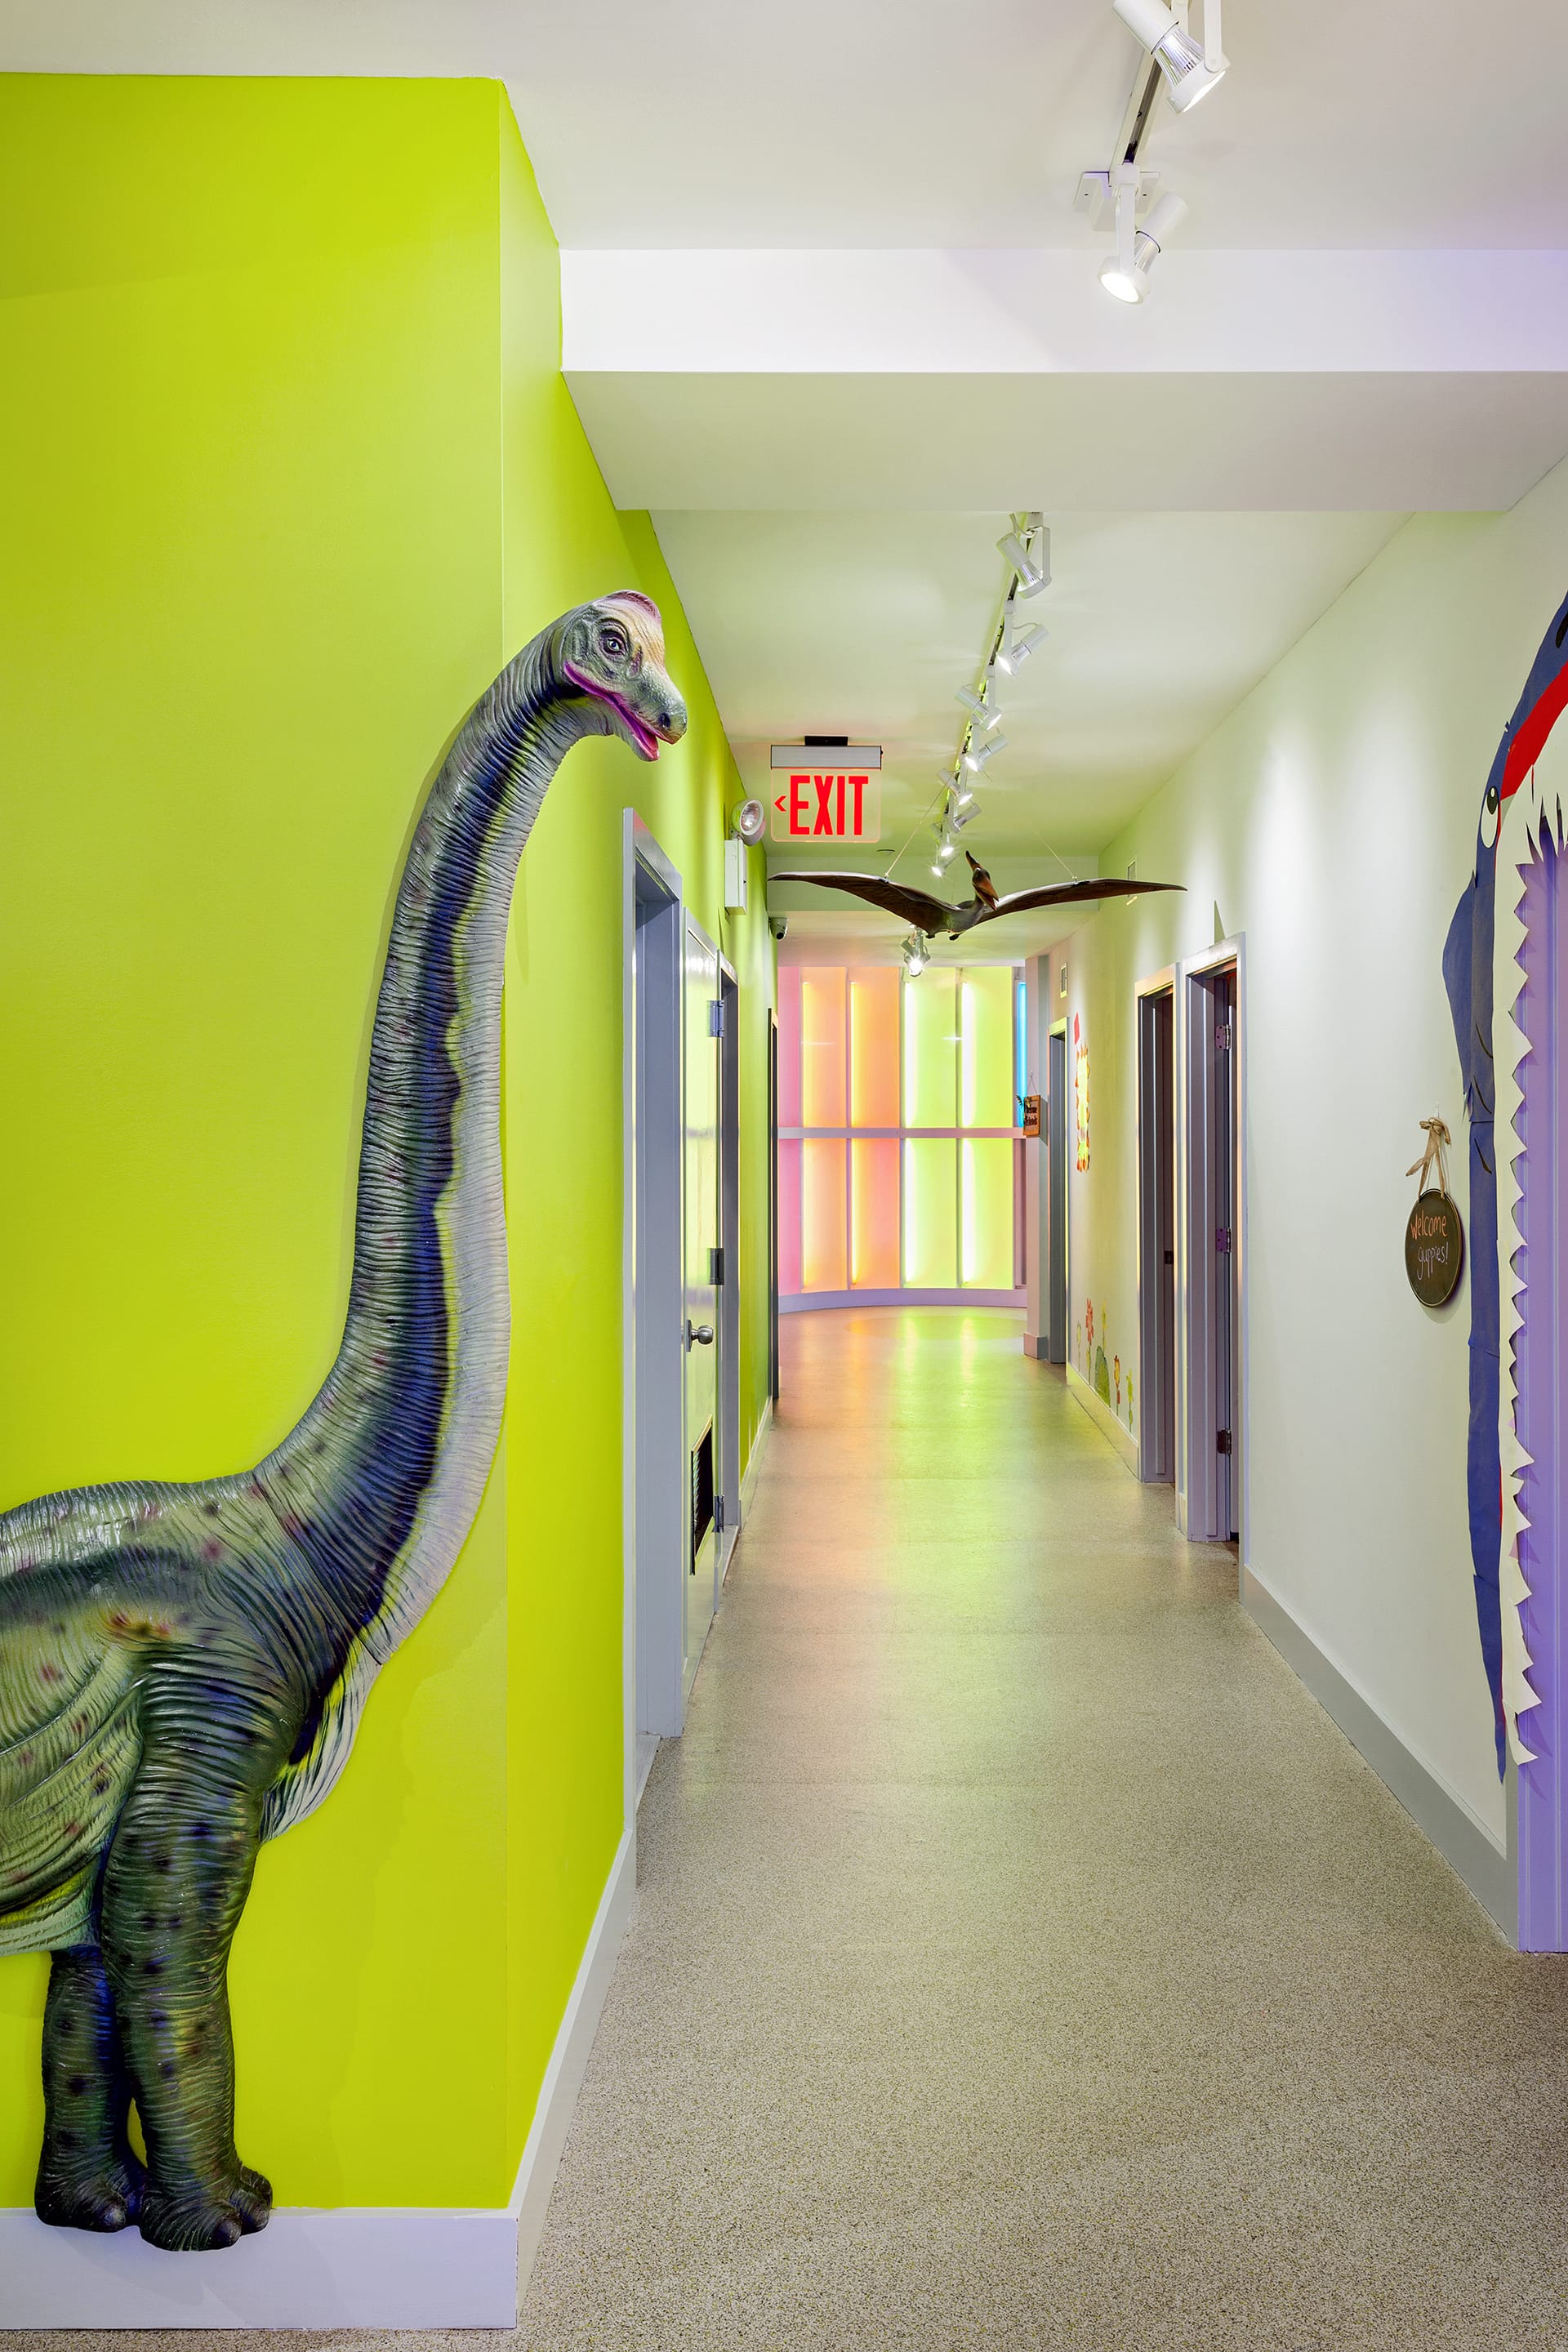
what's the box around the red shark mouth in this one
[564,662,663,760]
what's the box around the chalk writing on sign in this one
[1405,1188,1463,1307]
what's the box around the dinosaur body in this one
[0,594,685,2250]
[1444,586,1568,1775]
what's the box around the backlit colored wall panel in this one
[801,966,847,1128]
[904,966,959,1128]
[802,1137,848,1290]
[777,1137,803,1296]
[851,1136,901,1287]
[903,1138,958,1287]
[962,967,1016,1128]
[962,1138,1016,1288]
[850,969,901,1127]
[777,964,803,1129]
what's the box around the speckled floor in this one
[23,1307,1568,2350]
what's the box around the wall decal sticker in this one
[0,595,686,2250]
[1446,586,1568,1772]
[1074,1014,1090,1172]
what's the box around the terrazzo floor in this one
[24,1306,1568,2350]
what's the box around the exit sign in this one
[768,743,882,843]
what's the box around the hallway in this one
[523,1307,1568,2352]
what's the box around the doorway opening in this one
[1046,1023,1068,1365]
[1178,946,1242,1546]
[1137,979,1175,1483]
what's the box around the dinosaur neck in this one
[262,635,583,1643]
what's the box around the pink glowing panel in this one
[849,969,901,1128]
[850,1137,900,1288]
[801,968,847,1129]
[776,964,803,1130]
[802,1138,848,1291]
[961,1138,1016,1288]
[777,1138,803,1295]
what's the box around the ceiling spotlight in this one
[998,529,1049,599]
[956,685,1003,729]
[1098,189,1187,304]
[950,777,976,811]
[902,931,929,977]
[938,836,957,864]
[996,617,1045,674]
[949,798,981,834]
[1111,0,1227,113]
[963,732,1007,774]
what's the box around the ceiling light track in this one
[1077,0,1227,305]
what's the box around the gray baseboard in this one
[1243,1568,1516,1941]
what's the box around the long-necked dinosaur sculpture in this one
[0,594,685,2252]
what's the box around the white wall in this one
[1056,453,1568,1848]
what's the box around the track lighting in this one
[956,685,1003,729]
[902,931,929,977]
[1111,0,1227,113]
[997,528,1049,599]
[949,798,981,834]
[1099,189,1187,304]
[962,733,1006,774]
[995,617,1045,675]
[950,777,975,811]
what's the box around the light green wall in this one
[0,74,772,2211]
[1054,461,1568,1845]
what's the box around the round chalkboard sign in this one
[1405,1187,1463,1307]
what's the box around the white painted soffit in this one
[563,249,1568,511]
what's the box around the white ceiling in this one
[11,0,1568,250]
[655,509,1403,870]
[8,0,1566,924]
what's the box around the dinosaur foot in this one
[35,2151,145,2234]
[139,2165,272,2252]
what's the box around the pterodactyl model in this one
[771,850,1183,940]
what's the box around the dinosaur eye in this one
[599,626,629,660]
[1480,782,1500,850]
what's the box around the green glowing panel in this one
[902,1139,957,1287]
[960,966,1015,1129]
[961,1138,1015,1288]
[902,967,957,1129]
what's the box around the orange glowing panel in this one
[801,1138,848,1291]
[800,968,847,1129]
[849,968,901,1128]
[850,1138,900,1288]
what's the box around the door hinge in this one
[1163,1248,1174,1266]
[1215,1020,1232,1052]
[1215,1227,1232,1254]
[709,998,725,1037]
[709,1245,725,1287]
[1217,1429,1233,1455]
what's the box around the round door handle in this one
[686,1321,715,1348]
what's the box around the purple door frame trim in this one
[1515,822,1567,1949]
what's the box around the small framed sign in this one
[1405,1188,1463,1307]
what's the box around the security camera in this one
[769,915,788,942]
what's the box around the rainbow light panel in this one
[777,962,1022,1298]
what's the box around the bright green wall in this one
[0,74,773,2211]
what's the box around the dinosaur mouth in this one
[564,663,665,761]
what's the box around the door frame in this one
[716,956,742,1587]
[624,812,686,1770]
[1135,967,1177,1484]
[1174,934,1247,1561]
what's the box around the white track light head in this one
[996,619,1045,675]
[902,931,929,977]
[950,776,976,811]
[949,798,981,834]
[1098,189,1187,303]
[956,685,1003,729]
[997,529,1050,598]
[1111,0,1227,111]
[962,732,1007,774]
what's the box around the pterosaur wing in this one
[770,871,957,933]
[987,880,1186,920]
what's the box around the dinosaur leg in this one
[34,1944,144,2232]
[101,1769,273,2252]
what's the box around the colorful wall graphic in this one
[1074,1013,1090,1171]
[778,964,1022,1297]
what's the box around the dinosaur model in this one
[770,856,1182,938]
[1444,585,1568,1775]
[0,592,685,2252]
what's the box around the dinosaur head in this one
[556,592,687,761]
